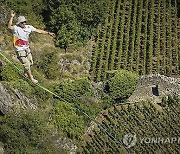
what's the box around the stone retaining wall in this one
[128,74,180,103]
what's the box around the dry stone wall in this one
[128,74,180,103]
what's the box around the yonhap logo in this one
[123,133,137,148]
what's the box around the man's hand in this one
[35,29,55,36]
[8,10,15,30]
[10,10,15,18]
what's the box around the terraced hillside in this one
[90,0,180,81]
[79,96,180,153]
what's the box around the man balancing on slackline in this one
[8,10,55,83]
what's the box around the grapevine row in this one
[90,0,179,80]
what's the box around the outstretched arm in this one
[35,29,55,37]
[8,10,15,30]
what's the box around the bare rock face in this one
[0,2,10,25]
[128,74,180,103]
[0,83,37,114]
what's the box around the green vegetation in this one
[90,0,180,80]
[50,102,85,139]
[54,78,101,118]
[80,95,180,153]
[43,0,111,48]
[0,63,33,95]
[0,58,138,145]
[0,63,21,81]
[106,70,138,103]
[0,109,65,154]
[3,0,111,49]
[0,62,53,103]
[37,50,59,80]
[3,0,45,28]
[0,0,179,153]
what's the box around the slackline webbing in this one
[0,50,122,145]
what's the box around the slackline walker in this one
[8,10,55,84]
[0,49,121,145]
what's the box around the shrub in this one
[54,78,100,118]
[12,79,33,95]
[36,50,59,80]
[50,102,85,139]
[0,64,21,81]
[105,70,138,103]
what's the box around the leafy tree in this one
[3,0,45,27]
[73,0,110,27]
[3,0,111,48]
[44,0,111,48]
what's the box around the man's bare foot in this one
[24,73,28,78]
[31,78,38,83]
[24,73,34,78]
[24,70,38,83]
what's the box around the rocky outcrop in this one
[0,83,37,114]
[128,74,180,103]
[0,2,8,25]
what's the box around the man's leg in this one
[25,69,33,80]
[17,50,38,83]
[26,48,33,66]
[25,68,38,83]
[25,49,38,83]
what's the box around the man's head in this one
[16,16,26,28]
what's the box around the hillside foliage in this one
[3,0,45,28]
[50,102,85,139]
[43,0,111,48]
[0,0,179,153]
[0,109,65,154]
